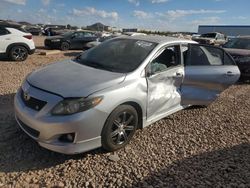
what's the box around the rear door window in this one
[0,28,10,36]
[183,44,235,66]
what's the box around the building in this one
[86,23,110,31]
[198,25,250,37]
[122,28,138,33]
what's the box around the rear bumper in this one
[29,48,35,55]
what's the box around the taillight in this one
[23,35,32,40]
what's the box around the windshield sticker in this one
[136,41,153,48]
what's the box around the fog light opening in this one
[59,133,75,143]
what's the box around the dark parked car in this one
[223,36,250,81]
[44,31,98,50]
[25,26,42,36]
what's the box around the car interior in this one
[150,46,180,74]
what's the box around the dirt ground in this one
[0,36,249,187]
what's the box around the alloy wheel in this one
[110,111,136,145]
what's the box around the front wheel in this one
[101,105,138,151]
[60,42,70,51]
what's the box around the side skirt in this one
[143,105,189,128]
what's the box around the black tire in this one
[9,46,28,61]
[101,105,138,151]
[60,42,70,51]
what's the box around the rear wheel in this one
[60,42,70,51]
[9,46,28,61]
[101,105,138,151]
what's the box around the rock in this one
[85,181,90,187]
[57,181,65,187]
[108,154,120,162]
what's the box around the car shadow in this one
[35,46,47,50]
[0,54,11,62]
[63,51,82,57]
[132,143,250,187]
[0,93,105,173]
[184,105,207,110]
[236,80,250,85]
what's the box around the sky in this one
[0,0,249,32]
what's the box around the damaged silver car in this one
[14,35,240,154]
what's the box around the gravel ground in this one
[0,36,249,187]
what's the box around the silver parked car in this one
[14,35,240,154]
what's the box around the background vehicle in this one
[123,32,147,36]
[0,27,35,61]
[85,34,119,48]
[223,36,250,81]
[42,27,71,36]
[193,32,227,46]
[44,30,98,50]
[15,36,240,154]
[24,26,42,36]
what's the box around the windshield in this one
[201,33,216,38]
[223,38,250,50]
[74,38,157,73]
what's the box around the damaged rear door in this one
[181,44,240,106]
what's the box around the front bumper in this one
[14,82,108,154]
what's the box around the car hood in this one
[194,37,214,41]
[27,60,126,98]
[224,48,250,56]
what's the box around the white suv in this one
[0,27,35,61]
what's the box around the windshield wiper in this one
[76,60,117,72]
[90,62,118,72]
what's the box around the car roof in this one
[238,35,250,39]
[75,30,95,33]
[201,32,221,34]
[5,27,30,35]
[118,35,194,45]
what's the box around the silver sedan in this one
[14,35,240,154]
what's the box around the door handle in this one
[226,71,234,76]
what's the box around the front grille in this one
[21,89,47,111]
[18,118,40,138]
[199,40,208,44]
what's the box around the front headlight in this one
[208,40,214,44]
[51,96,103,115]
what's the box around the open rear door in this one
[181,44,240,106]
